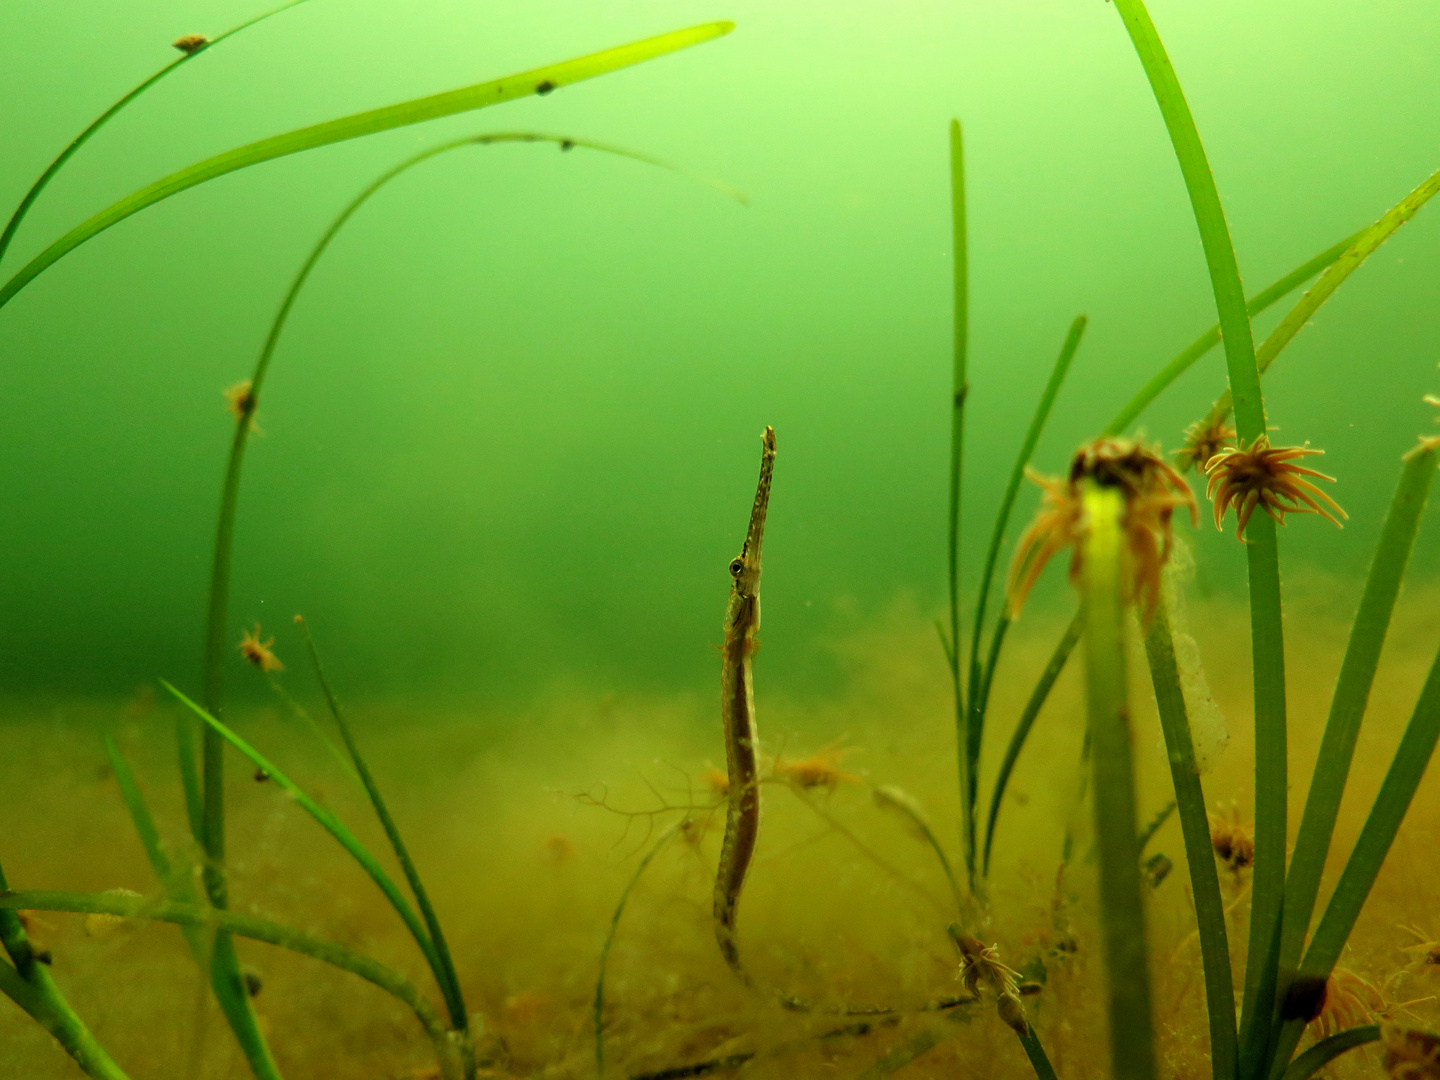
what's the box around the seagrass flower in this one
[1174,415,1237,474]
[1006,437,1196,621]
[1204,435,1346,540]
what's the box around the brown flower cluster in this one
[1006,437,1196,622]
[1204,435,1346,539]
[1174,415,1236,474]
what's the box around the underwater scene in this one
[3,1,1440,1078]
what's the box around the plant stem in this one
[0,867,131,1080]
[969,316,1086,877]
[983,612,1081,875]
[0,889,459,1079]
[1102,233,1357,436]
[0,22,735,312]
[1279,447,1436,975]
[1202,165,1440,432]
[296,618,467,1031]
[1268,627,1440,1075]
[1107,8,1284,1073]
[595,819,684,1078]
[1143,596,1237,1080]
[1081,482,1156,1080]
[947,118,971,882]
[0,0,314,269]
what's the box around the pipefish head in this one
[728,426,777,600]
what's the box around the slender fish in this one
[713,425,776,980]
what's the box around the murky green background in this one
[2,0,1438,703]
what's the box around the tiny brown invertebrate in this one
[238,624,284,673]
[172,34,209,54]
[1209,802,1254,873]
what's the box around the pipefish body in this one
[713,425,775,980]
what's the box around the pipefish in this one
[710,428,974,1019]
[713,425,776,981]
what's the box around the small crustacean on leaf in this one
[1204,434,1346,540]
[238,624,284,673]
[1174,415,1237,474]
[1381,1023,1440,1080]
[1006,437,1195,622]
[172,33,209,54]
[223,379,262,433]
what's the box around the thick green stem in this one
[1143,597,1237,1080]
[1280,448,1436,975]
[1081,483,1156,1080]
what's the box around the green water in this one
[2,0,1438,708]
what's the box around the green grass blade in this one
[1202,166,1440,431]
[1266,637,1440,1074]
[983,612,1081,875]
[161,681,454,1007]
[1107,7,1284,1066]
[0,0,313,267]
[967,315,1086,876]
[295,618,465,1030]
[595,819,684,1078]
[0,889,459,1079]
[1280,1026,1379,1080]
[104,734,174,885]
[1302,632,1440,977]
[0,865,132,1080]
[1016,1025,1060,1080]
[1280,447,1437,973]
[0,21,734,312]
[1143,597,1237,1080]
[947,118,970,876]
[1103,233,1357,436]
[1081,483,1156,1080]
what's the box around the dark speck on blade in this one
[560,139,575,152]
[536,79,557,95]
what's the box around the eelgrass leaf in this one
[0,21,734,312]
[968,315,1086,879]
[295,618,466,1031]
[1143,597,1237,1080]
[1202,165,1440,432]
[595,819,684,1078]
[1279,1026,1380,1080]
[982,612,1081,876]
[0,864,132,1080]
[0,889,459,1079]
[0,0,313,268]
[1080,483,1156,1080]
[947,118,970,876]
[1103,233,1359,436]
[160,680,456,1010]
[1265,630,1440,1073]
[1107,8,1283,1068]
[1279,447,1437,976]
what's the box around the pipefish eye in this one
[729,557,745,577]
